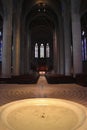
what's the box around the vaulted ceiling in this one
[0,0,87,33]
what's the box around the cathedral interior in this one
[0,0,87,85]
[0,0,87,129]
[0,0,87,77]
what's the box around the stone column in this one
[71,0,82,75]
[12,8,21,75]
[2,1,12,77]
[58,16,65,74]
[27,29,31,73]
[53,28,59,73]
[62,2,72,75]
[19,19,25,74]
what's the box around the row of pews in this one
[45,73,87,87]
[0,72,39,84]
[0,72,87,86]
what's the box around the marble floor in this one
[0,76,87,107]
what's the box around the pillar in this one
[71,0,82,75]
[2,0,12,77]
[13,7,21,75]
[62,2,72,75]
[53,27,59,73]
[58,16,65,74]
[19,19,25,74]
[27,29,31,73]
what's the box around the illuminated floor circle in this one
[0,98,87,130]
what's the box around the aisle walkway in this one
[0,76,87,106]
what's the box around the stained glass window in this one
[0,30,2,62]
[34,42,50,59]
[40,43,44,58]
[82,31,87,61]
[35,43,38,58]
[46,43,50,58]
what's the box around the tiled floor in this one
[0,76,87,107]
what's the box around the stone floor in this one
[0,76,87,107]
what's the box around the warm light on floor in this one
[0,98,87,130]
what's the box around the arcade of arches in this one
[0,0,87,78]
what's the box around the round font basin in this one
[0,98,87,130]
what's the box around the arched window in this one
[34,42,50,59]
[81,30,87,61]
[0,30,2,62]
[35,43,38,58]
[46,43,50,58]
[81,13,87,61]
[40,43,44,58]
